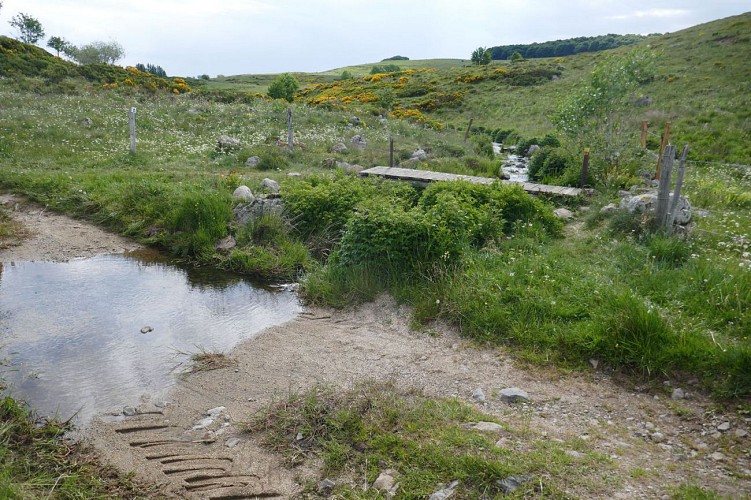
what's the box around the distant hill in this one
[489,33,652,60]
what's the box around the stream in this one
[0,250,301,425]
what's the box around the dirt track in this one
[2,194,749,499]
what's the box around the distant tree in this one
[9,12,45,44]
[339,70,354,80]
[267,73,299,102]
[46,36,70,57]
[198,74,210,80]
[135,63,167,77]
[471,47,491,65]
[370,64,400,74]
[382,55,409,61]
[67,41,124,65]
[509,51,524,63]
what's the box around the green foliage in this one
[382,55,409,61]
[66,40,124,65]
[528,147,573,182]
[9,12,44,44]
[267,73,299,102]
[470,134,493,158]
[370,64,401,74]
[470,47,491,66]
[338,70,353,80]
[489,33,650,60]
[167,191,232,259]
[45,35,69,57]
[509,51,524,62]
[135,62,166,77]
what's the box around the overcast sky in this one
[2,1,748,77]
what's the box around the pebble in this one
[429,480,459,500]
[296,432,304,441]
[192,417,214,430]
[318,478,336,493]
[373,469,398,494]
[650,432,666,443]
[496,475,533,494]
[645,422,655,430]
[735,429,748,438]
[717,422,730,432]
[140,326,153,334]
[671,388,685,400]
[225,437,241,448]
[207,406,225,417]
[472,388,486,402]
[710,452,725,461]
[122,406,137,416]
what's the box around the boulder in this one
[599,203,618,215]
[619,192,692,225]
[634,96,653,107]
[331,142,348,154]
[232,185,255,202]
[233,198,284,225]
[411,149,428,161]
[554,208,574,220]
[525,144,541,157]
[373,469,398,496]
[336,161,364,175]
[262,178,280,194]
[349,116,361,126]
[351,134,367,150]
[499,388,530,403]
[217,135,241,152]
[245,156,260,167]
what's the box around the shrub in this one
[492,129,516,143]
[470,135,494,158]
[167,191,232,258]
[515,137,539,156]
[267,73,299,102]
[254,148,289,171]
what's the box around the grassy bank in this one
[0,396,152,498]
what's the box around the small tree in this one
[46,36,70,57]
[10,12,45,44]
[68,41,124,65]
[509,51,524,62]
[471,47,491,65]
[267,73,299,102]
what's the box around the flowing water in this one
[0,250,301,425]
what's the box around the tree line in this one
[488,33,652,60]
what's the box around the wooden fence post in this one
[128,107,137,154]
[640,120,648,149]
[655,145,676,228]
[464,118,473,142]
[666,145,689,232]
[389,135,394,168]
[580,148,590,188]
[655,121,671,179]
[287,107,294,151]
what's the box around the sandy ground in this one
[1,194,749,499]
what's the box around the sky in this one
[1,1,748,77]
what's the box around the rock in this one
[123,406,137,416]
[245,156,260,167]
[650,432,666,443]
[196,430,217,443]
[599,203,618,215]
[331,142,348,153]
[735,429,748,438]
[221,437,240,448]
[645,422,655,430]
[619,192,692,225]
[496,475,533,494]
[217,135,241,152]
[207,406,226,417]
[335,161,364,175]
[472,388,486,402]
[351,135,367,150]
[232,185,255,202]
[671,388,685,400]
[349,116,361,126]
[233,198,284,225]
[717,422,731,432]
[82,117,93,127]
[410,149,428,161]
[296,432,304,441]
[589,358,599,369]
[262,178,280,194]
[318,478,336,494]
[634,96,653,107]
[525,144,540,157]
[565,450,585,459]
[469,422,503,433]
[193,417,214,430]
[140,326,153,334]
[215,235,236,253]
[429,480,459,500]
[373,469,398,496]
[554,208,573,220]
[499,388,530,403]
[710,452,725,461]
[287,172,302,178]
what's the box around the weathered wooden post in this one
[389,135,394,168]
[640,120,648,148]
[128,107,137,154]
[666,145,689,232]
[579,147,590,188]
[287,107,294,151]
[655,145,676,228]
[464,118,473,142]
[655,121,671,179]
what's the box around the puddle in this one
[0,251,301,425]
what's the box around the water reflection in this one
[0,253,301,425]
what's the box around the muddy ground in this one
[1,195,749,499]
